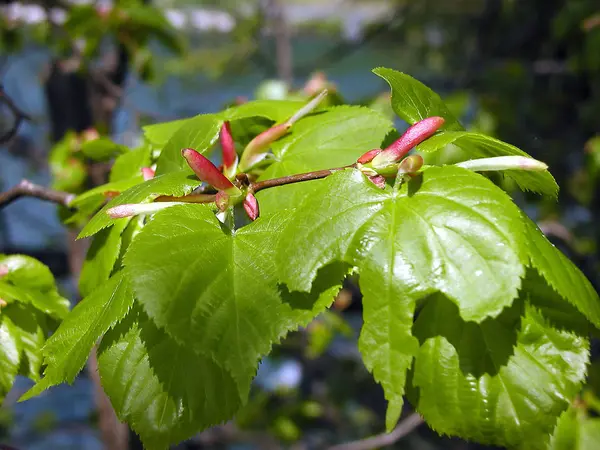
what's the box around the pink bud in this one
[243,193,260,221]
[141,167,155,181]
[0,264,8,278]
[368,175,386,189]
[372,117,445,168]
[215,191,230,212]
[107,202,184,219]
[181,148,239,193]
[220,122,238,177]
[357,149,382,164]
[238,124,288,171]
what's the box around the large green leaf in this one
[549,408,600,450]
[78,171,199,239]
[411,295,589,449]
[417,131,558,197]
[276,167,527,428]
[20,272,134,401]
[79,219,131,298]
[98,308,242,450]
[125,206,343,397]
[143,118,190,147]
[256,106,393,214]
[522,214,600,328]
[373,67,464,131]
[155,114,222,175]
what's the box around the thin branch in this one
[0,180,74,210]
[328,413,424,450]
[251,164,355,193]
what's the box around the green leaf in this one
[411,295,589,449]
[155,115,222,175]
[276,167,527,428]
[20,272,134,401]
[109,146,152,182]
[80,137,127,161]
[550,408,600,450]
[143,118,189,147]
[78,171,199,239]
[417,131,558,197]
[98,308,242,450]
[79,219,131,298]
[522,214,600,328]
[256,106,393,214]
[125,206,343,397]
[220,100,306,122]
[0,315,20,401]
[373,67,464,131]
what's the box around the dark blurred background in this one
[1,0,599,449]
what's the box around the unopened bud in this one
[243,192,260,221]
[357,149,382,164]
[0,264,8,278]
[286,89,328,127]
[215,191,230,212]
[398,155,424,175]
[220,122,238,179]
[181,148,241,195]
[372,117,444,168]
[368,175,386,189]
[455,156,548,172]
[141,167,155,181]
[107,202,184,219]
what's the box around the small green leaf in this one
[155,115,222,175]
[373,67,464,131]
[257,106,393,213]
[20,272,134,401]
[98,308,242,450]
[522,214,600,328]
[411,295,588,449]
[417,131,558,197]
[78,171,199,239]
[79,219,131,298]
[125,206,343,397]
[109,146,152,182]
[0,254,56,292]
[80,137,127,161]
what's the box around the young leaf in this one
[78,171,199,239]
[20,272,134,401]
[411,295,589,449]
[98,308,242,450]
[155,114,222,175]
[418,131,558,197]
[79,219,131,298]
[80,137,128,161]
[373,67,464,131]
[257,106,393,213]
[549,407,600,450]
[522,214,600,328]
[125,206,343,397]
[109,146,152,182]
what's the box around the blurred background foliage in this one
[1,0,600,449]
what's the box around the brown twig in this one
[327,413,424,450]
[251,164,355,193]
[0,180,74,210]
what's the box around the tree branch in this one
[250,164,355,193]
[0,179,74,210]
[327,413,424,450]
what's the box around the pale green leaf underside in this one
[522,214,600,328]
[125,206,343,398]
[417,131,558,197]
[78,171,199,239]
[257,105,394,214]
[99,309,242,450]
[411,295,589,449]
[20,272,134,401]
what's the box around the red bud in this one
[243,192,260,221]
[141,167,155,181]
[220,122,237,174]
[372,117,444,168]
[368,175,386,189]
[181,148,239,193]
[239,124,288,171]
[215,191,230,212]
[357,149,382,164]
